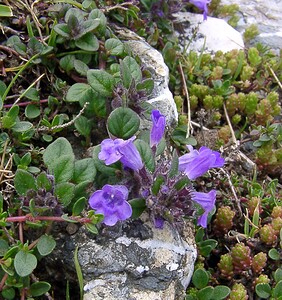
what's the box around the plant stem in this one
[6,215,92,224]
[2,53,40,103]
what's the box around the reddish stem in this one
[3,99,49,108]
[6,215,92,224]
[0,273,8,291]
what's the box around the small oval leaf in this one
[107,107,140,139]
[14,250,37,277]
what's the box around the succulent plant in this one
[259,224,277,246]
[213,206,235,234]
[271,206,282,219]
[231,243,252,273]
[218,253,234,280]
[252,252,267,274]
[229,283,249,300]
[253,274,270,287]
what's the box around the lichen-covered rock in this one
[113,25,178,127]
[80,214,197,299]
[173,12,244,54]
[221,0,282,52]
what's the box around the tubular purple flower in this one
[189,0,211,20]
[89,184,132,226]
[191,190,216,227]
[179,145,224,180]
[150,110,166,148]
[99,136,143,171]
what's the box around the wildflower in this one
[154,216,165,229]
[150,110,166,148]
[89,184,132,226]
[99,136,143,171]
[189,0,211,20]
[179,145,224,180]
[191,190,216,227]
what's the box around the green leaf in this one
[55,182,75,206]
[268,248,280,260]
[25,104,40,119]
[192,268,210,289]
[73,158,96,184]
[122,56,142,83]
[60,55,75,73]
[74,247,84,300]
[119,58,132,89]
[85,223,98,234]
[195,227,205,243]
[107,107,140,139]
[136,79,154,94]
[49,155,74,184]
[129,198,146,219]
[152,175,165,196]
[66,83,95,103]
[197,286,214,300]
[14,250,37,277]
[255,283,271,298]
[53,23,70,38]
[87,69,115,97]
[105,38,124,55]
[24,87,39,101]
[72,197,86,216]
[74,59,89,76]
[198,239,218,257]
[169,149,179,178]
[274,268,282,283]
[75,32,99,51]
[73,181,91,200]
[80,19,100,37]
[14,169,37,195]
[0,239,9,256]
[36,172,52,191]
[0,4,13,17]
[37,235,56,256]
[274,281,282,298]
[43,137,74,167]
[30,282,51,297]
[1,287,15,300]
[88,9,107,35]
[74,115,91,137]
[134,139,154,172]
[212,286,230,300]
[12,121,33,133]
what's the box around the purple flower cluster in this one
[179,145,225,180]
[89,109,225,228]
[89,184,132,226]
[99,136,143,171]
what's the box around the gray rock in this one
[81,214,197,300]
[220,0,282,52]
[173,12,244,54]
[44,214,197,299]
[114,26,178,127]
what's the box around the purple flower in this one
[179,145,224,180]
[154,216,165,229]
[189,0,211,20]
[150,110,166,148]
[99,136,143,171]
[191,190,216,227]
[89,184,132,226]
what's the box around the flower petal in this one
[150,110,166,147]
